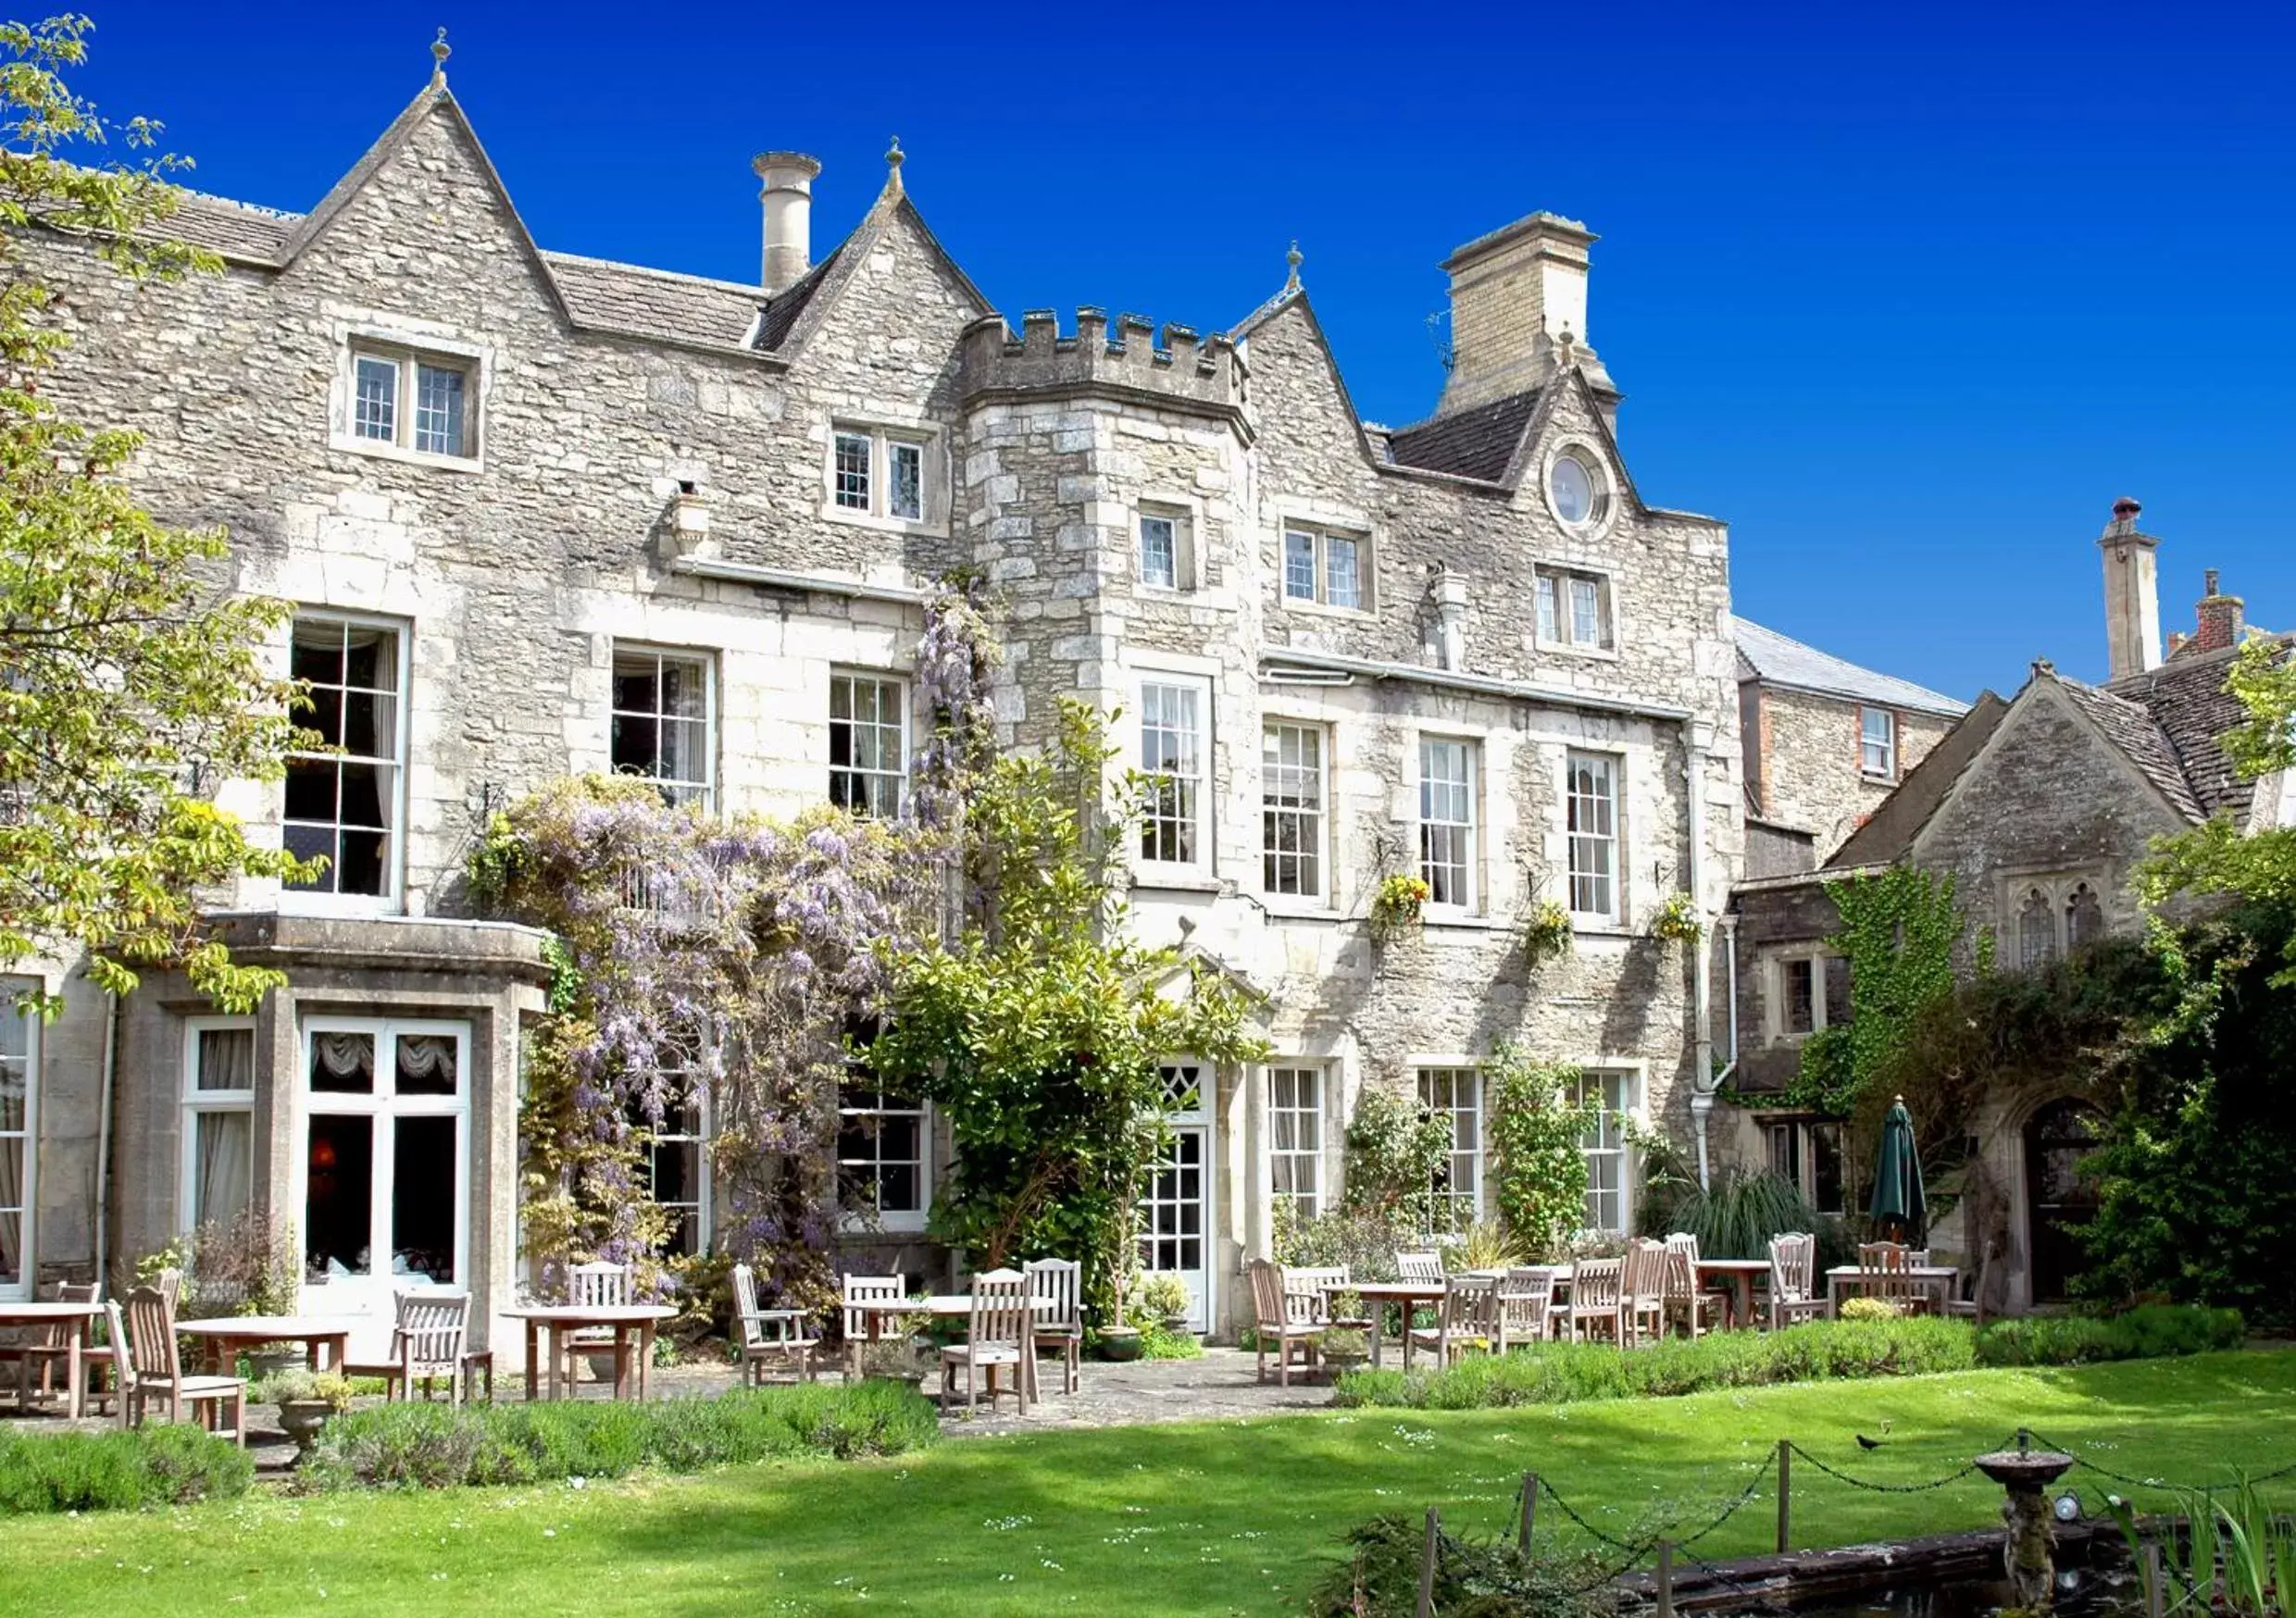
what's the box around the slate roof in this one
[2106,636,2290,822]
[542,253,766,352]
[2053,678,2206,822]
[748,247,842,352]
[1733,617,1969,717]
[1383,389,1541,483]
[166,191,298,261]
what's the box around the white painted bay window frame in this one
[179,1019,257,1235]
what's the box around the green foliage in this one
[1137,1273,1189,1318]
[869,699,1266,1324]
[1837,1296,1900,1321]
[0,17,317,1012]
[133,1205,297,1314]
[1308,1514,1611,1618]
[1973,1304,2244,1367]
[1341,1086,1454,1235]
[1485,1046,1595,1260]
[1640,1169,1817,1261]
[1450,1219,1531,1272]
[1522,898,1574,965]
[1139,1324,1204,1360]
[2115,1472,2296,1618]
[1332,1317,1979,1410]
[296,1381,939,1491]
[1789,865,1963,1115]
[1273,1203,1411,1281]
[0,1421,252,1513]
[1369,873,1430,941]
[250,1369,356,1409]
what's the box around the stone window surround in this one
[178,1016,257,1237]
[1538,435,1621,541]
[1763,947,1852,1045]
[608,641,718,811]
[1999,868,2109,967]
[327,317,491,473]
[280,608,412,919]
[817,411,948,537]
[1125,650,1222,889]
[1531,559,1621,663]
[1416,730,1483,915]
[1270,497,1378,619]
[1561,746,1627,929]
[1132,488,1204,593]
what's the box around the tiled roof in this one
[1733,617,1969,717]
[2053,678,2206,821]
[167,191,299,261]
[542,253,765,354]
[1383,389,1542,483]
[1828,691,2011,868]
[749,246,842,352]
[2107,636,2290,822]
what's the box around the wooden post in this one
[1777,1438,1792,1554]
[1656,1538,1676,1618]
[2142,1542,2164,1618]
[1417,1507,1441,1618]
[1520,1472,1539,1558]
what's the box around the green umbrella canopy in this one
[1868,1096,1928,1239]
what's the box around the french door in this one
[1137,1060,1216,1332]
[297,1018,469,1352]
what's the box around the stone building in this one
[1,61,1749,1349]
[1724,498,2290,1312]
[1735,616,1965,875]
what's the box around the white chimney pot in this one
[754,151,822,295]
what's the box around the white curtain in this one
[193,1112,252,1228]
[313,1032,374,1080]
[195,1027,255,1091]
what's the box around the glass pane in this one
[395,1034,458,1097]
[0,1058,24,1134]
[353,355,397,442]
[335,828,388,896]
[193,1111,254,1227]
[305,1114,374,1278]
[1325,537,1360,609]
[343,628,395,692]
[414,363,466,456]
[659,658,706,718]
[0,1206,19,1288]
[888,442,923,520]
[310,1032,375,1093]
[291,620,343,685]
[195,1027,256,1092]
[1283,531,1316,599]
[392,1114,456,1283]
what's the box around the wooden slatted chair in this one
[377,1291,492,1403]
[120,1284,245,1444]
[1660,1234,1726,1340]
[1562,1257,1625,1345]
[1767,1233,1832,1329]
[1858,1241,1919,1314]
[840,1273,907,1382]
[731,1263,819,1386]
[1023,1258,1082,1397]
[1395,1251,1445,1285]
[1500,1265,1565,1344]
[1407,1272,1502,1364]
[1622,1238,1669,1347]
[1247,1259,1322,1387]
[562,1260,631,1389]
[940,1268,1028,1415]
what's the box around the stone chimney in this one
[2097,496,2161,682]
[2191,567,2246,653]
[753,151,822,295]
[1434,211,1616,416]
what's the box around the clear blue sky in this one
[71,2,2296,701]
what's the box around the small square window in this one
[1535,566,1614,651]
[830,427,931,523]
[1281,526,1370,611]
[343,344,477,460]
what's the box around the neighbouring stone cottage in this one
[0,51,1905,1350]
[1724,497,2292,1312]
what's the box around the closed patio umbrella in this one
[1868,1095,1927,1243]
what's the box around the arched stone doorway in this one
[2022,1097,2103,1304]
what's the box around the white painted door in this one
[297,1019,470,1356]
[1138,1060,1216,1332]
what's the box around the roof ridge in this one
[541,249,766,297]
[175,188,304,222]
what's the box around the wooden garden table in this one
[174,1314,356,1375]
[1693,1259,1773,1329]
[503,1304,676,1401]
[0,1300,104,1418]
[1319,1279,1449,1373]
[1827,1263,1959,1314]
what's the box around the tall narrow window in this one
[1282,530,1317,601]
[1571,1068,1634,1235]
[1262,722,1326,899]
[887,442,923,521]
[832,431,872,511]
[1860,707,1897,778]
[181,1022,256,1233]
[2065,882,2104,952]
[285,616,403,899]
[636,1070,709,1256]
[344,343,477,459]
[1139,513,1179,590]
[1566,751,1619,921]
[836,1083,928,1230]
[829,674,907,818]
[1139,679,1206,867]
[1416,1068,1481,1232]
[2017,886,2057,970]
[1419,739,1476,908]
[0,986,35,1297]
[611,648,714,808]
[1780,958,1816,1035]
[1268,1066,1323,1220]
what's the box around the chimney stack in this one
[2097,496,2161,683]
[1434,211,1616,416]
[2192,568,2246,653]
[753,151,822,295]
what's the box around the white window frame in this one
[836,1084,930,1234]
[1267,1064,1325,1221]
[1279,524,1370,613]
[1137,505,1196,592]
[332,334,485,468]
[610,645,717,810]
[829,671,910,819]
[1570,1066,1639,1237]
[637,1068,712,1257]
[1416,1066,1483,1232]
[0,983,38,1301]
[282,611,410,914]
[1418,736,1479,912]
[1138,675,1212,874]
[178,1018,257,1236]
[1534,566,1617,653]
[824,422,938,529]
[1565,750,1621,924]
[1261,720,1329,902]
[1860,706,1898,780]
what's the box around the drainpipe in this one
[1685,722,1716,1189]
[94,989,119,1288]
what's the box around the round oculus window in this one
[1549,453,1599,528]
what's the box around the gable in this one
[1236,295,1379,476]
[768,193,987,368]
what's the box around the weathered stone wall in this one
[1752,685,1955,860]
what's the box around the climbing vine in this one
[1340,1087,1454,1234]
[1484,1044,1596,1260]
[1789,865,1964,1116]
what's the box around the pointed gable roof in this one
[2106,636,2290,823]
[751,181,990,358]
[1824,691,2012,868]
[1384,388,1543,482]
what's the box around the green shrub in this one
[1307,1512,1609,1617]
[1975,1304,2243,1367]
[298,1379,939,1491]
[0,1423,254,1513]
[1140,1325,1204,1360]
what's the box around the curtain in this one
[313,1032,373,1078]
[194,1111,253,1228]
[196,1027,255,1091]
[0,1146,19,1283]
[394,1035,456,1079]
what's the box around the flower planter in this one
[582,1348,626,1384]
[1157,1313,1193,1338]
[1321,1351,1370,1379]
[275,1398,335,1451]
[1096,1326,1143,1363]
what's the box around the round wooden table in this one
[503,1304,677,1401]
[0,1301,105,1417]
[174,1314,356,1375]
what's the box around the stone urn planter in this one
[1157,1313,1193,1338]
[248,1347,306,1381]
[1096,1326,1143,1363]
[582,1347,627,1384]
[276,1399,334,1451]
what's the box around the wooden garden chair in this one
[119,1284,245,1445]
[840,1273,907,1382]
[1767,1233,1832,1328]
[1857,1241,1920,1314]
[562,1259,631,1388]
[1562,1257,1625,1345]
[730,1263,818,1386]
[1661,1234,1727,1339]
[1622,1238,1669,1347]
[355,1290,492,1403]
[1024,1258,1082,1397]
[1395,1251,1445,1285]
[1247,1259,1323,1387]
[940,1268,1028,1415]
[1408,1272,1502,1364]
[1499,1265,1565,1343]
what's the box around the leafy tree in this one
[1339,1085,1453,1236]
[1484,1044,1596,1260]
[866,700,1267,1324]
[0,15,309,1013]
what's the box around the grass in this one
[3,1350,2292,1617]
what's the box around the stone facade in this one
[4,70,1747,1346]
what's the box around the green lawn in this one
[7,1350,2294,1618]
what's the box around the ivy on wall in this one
[1484,1044,1597,1261]
[1790,865,1964,1117]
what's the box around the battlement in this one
[958,306,1247,419]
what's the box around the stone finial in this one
[2031,656,2055,678]
[1284,240,1303,292]
[884,136,905,196]
[430,27,450,89]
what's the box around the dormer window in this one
[346,342,478,461]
